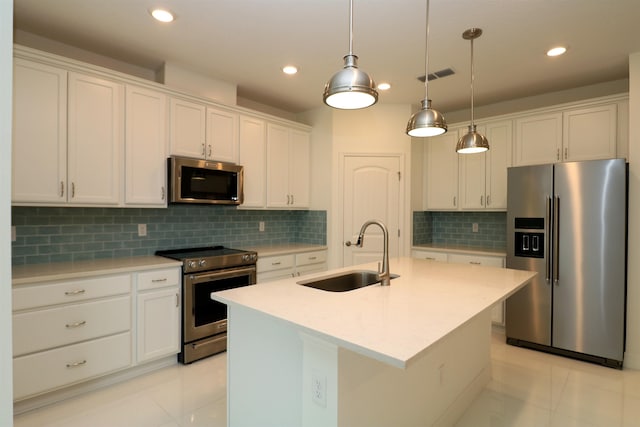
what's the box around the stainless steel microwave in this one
[168,156,243,205]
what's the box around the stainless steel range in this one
[156,246,257,364]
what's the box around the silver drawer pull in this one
[425,257,436,260]
[151,278,168,283]
[272,262,281,266]
[65,320,86,329]
[66,360,87,368]
[469,261,482,265]
[64,289,86,296]
[308,256,317,260]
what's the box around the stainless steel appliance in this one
[156,246,257,364]
[168,156,244,205]
[506,158,627,369]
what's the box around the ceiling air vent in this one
[418,67,455,82]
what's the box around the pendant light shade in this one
[456,28,489,154]
[323,0,378,109]
[406,0,447,137]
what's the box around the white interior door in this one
[343,155,401,267]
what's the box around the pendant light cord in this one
[424,0,430,100]
[349,0,354,56]
[470,36,475,126]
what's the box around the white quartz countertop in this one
[412,244,507,257]
[243,243,327,257]
[212,257,536,368]
[12,256,182,285]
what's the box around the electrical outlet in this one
[472,223,479,233]
[259,221,265,232]
[11,226,16,242]
[138,224,147,237]
[311,371,327,407]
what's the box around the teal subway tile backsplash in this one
[413,211,506,250]
[12,206,326,265]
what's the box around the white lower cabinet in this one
[412,250,506,325]
[257,249,327,283]
[12,264,182,401]
[136,268,181,363]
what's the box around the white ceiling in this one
[12,0,640,114]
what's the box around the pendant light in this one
[456,28,489,154]
[406,0,447,137]
[323,0,378,109]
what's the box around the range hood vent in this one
[418,67,455,82]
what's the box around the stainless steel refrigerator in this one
[505,158,627,368]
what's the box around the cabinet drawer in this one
[13,331,132,400]
[137,268,181,291]
[13,274,131,311]
[447,253,504,267]
[411,250,447,262]
[257,254,295,273]
[13,296,131,357]
[295,250,327,267]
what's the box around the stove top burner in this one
[156,246,257,273]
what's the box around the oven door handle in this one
[188,266,256,285]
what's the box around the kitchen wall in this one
[11,206,326,265]
[413,211,506,250]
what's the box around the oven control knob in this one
[198,259,207,267]
[251,254,257,262]
[187,260,197,269]
[242,254,249,262]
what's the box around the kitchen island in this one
[212,257,536,427]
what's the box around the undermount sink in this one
[297,270,399,292]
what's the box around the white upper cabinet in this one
[12,58,68,204]
[238,115,267,208]
[125,85,168,206]
[206,107,239,163]
[67,72,124,205]
[13,60,124,206]
[169,97,239,163]
[459,120,511,210]
[266,124,310,209]
[169,97,206,159]
[514,102,619,166]
[424,130,460,210]
[563,104,617,161]
[514,113,563,166]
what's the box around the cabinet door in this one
[563,104,617,161]
[266,123,290,208]
[484,120,511,209]
[425,131,459,210]
[125,85,167,206]
[459,125,487,210]
[67,72,123,205]
[514,113,562,166]
[206,107,239,163]
[137,287,180,362]
[238,115,266,208]
[169,97,206,158]
[289,130,310,208]
[12,59,67,203]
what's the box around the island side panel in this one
[227,304,304,427]
[337,310,493,427]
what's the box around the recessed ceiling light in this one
[150,9,174,23]
[282,65,298,75]
[547,46,567,57]
[377,82,391,91]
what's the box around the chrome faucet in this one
[354,219,391,286]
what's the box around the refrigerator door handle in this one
[546,196,552,282]
[553,195,560,285]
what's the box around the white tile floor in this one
[14,329,640,427]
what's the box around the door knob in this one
[345,241,352,247]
